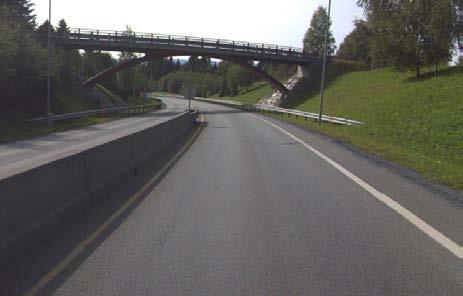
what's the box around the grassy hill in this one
[285,63,463,190]
[214,81,273,104]
[1,84,147,143]
[229,62,462,190]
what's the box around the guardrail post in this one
[78,28,81,39]
[276,45,278,54]
[96,30,99,39]
[133,32,136,43]
[232,41,235,51]
[201,38,204,48]
[185,36,188,47]
[262,44,264,53]
[168,35,171,45]
[217,39,219,49]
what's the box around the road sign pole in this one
[46,0,53,127]
[318,0,332,126]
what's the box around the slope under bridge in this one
[51,28,321,94]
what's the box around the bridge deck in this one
[52,28,317,65]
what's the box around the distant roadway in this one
[0,96,461,295]
[0,99,186,180]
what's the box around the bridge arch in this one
[82,54,291,94]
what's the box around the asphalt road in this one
[0,98,187,180]
[1,96,462,295]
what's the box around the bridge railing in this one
[52,28,309,59]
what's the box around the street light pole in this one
[46,0,53,127]
[318,0,332,126]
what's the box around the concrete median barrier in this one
[0,111,198,269]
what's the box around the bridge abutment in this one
[297,65,311,79]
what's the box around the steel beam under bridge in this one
[82,54,297,95]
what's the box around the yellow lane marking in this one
[23,116,204,296]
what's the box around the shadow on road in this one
[0,122,206,296]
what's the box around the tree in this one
[236,61,258,90]
[218,78,229,97]
[337,20,372,64]
[424,0,457,76]
[118,25,138,99]
[56,19,75,81]
[199,56,211,72]
[36,20,53,47]
[0,0,36,30]
[186,56,200,71]
[57,19,69,35]
[0,5,46,117]
[303,6,336,57]
[357,0,457,77]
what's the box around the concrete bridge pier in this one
[297,65,311,79]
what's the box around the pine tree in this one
[57,19,69,34]
[36,20,54,47]
[0,0,36,29]
[303,6,336,57]
[187,56,200,71]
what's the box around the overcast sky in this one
[32,0,364,49]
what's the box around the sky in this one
[32,0,365,49]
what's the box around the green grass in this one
[96,84,128,106]
[274,63,463,190]
[54,84,99,114]
[0,116,121,143]
[1,86,163,143]
[216,81,273,104]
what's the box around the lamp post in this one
[46,0,53,127]
[318,0,332,126]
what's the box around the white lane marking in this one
[247,113,463,259]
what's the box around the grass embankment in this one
[215,81,273,104]
[1,86,161,144]
[164,61,462,189]
[0,116,120,144]
[249,62,462,190]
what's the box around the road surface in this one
[1,96,462,295]
[0,98,187,180]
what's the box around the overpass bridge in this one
[52,28,321,94]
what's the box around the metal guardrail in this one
[194,98,363,126]
[29,103,163,123]
[50,28,312,60]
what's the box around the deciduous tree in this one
[303,6,336,57]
